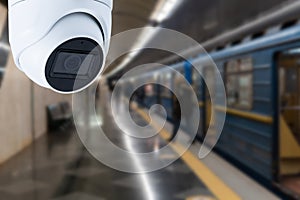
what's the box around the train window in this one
[240,57,253,71]
[225,57,253,109]
[226,75,239,106]
[239,74,253,108]
[226,60,239,73]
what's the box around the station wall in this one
[0,5,72,165]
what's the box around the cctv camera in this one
[8,0,112,93]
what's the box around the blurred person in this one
[169,94,181,142]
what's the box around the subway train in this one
[115,6,300,199]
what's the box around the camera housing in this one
[8,0,112,93]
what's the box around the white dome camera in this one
[8,0,113,93]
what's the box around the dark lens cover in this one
[51,51,95,78]
[45,38,103,92]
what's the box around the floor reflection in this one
[0,88,214,200]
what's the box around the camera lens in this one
[64,55,82,72]
[46,37,103,92]
[52,52,95,76]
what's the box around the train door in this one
[277,49,300,194]
[204,66,216,140]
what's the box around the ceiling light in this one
[150,0,183,23]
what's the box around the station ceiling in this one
[0,0,293,76]
[108,0,292,76]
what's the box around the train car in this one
[190,18,300,198]
[132,13,300,198]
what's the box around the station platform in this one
[0,86,280,200]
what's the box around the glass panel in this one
[226,60,239,73]
[239,74,253,108]
[240,57,253,71]
[226,75,239,106]
[225,58,253,109]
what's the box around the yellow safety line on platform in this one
[133,107,241,200]
[215,106,273,124]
